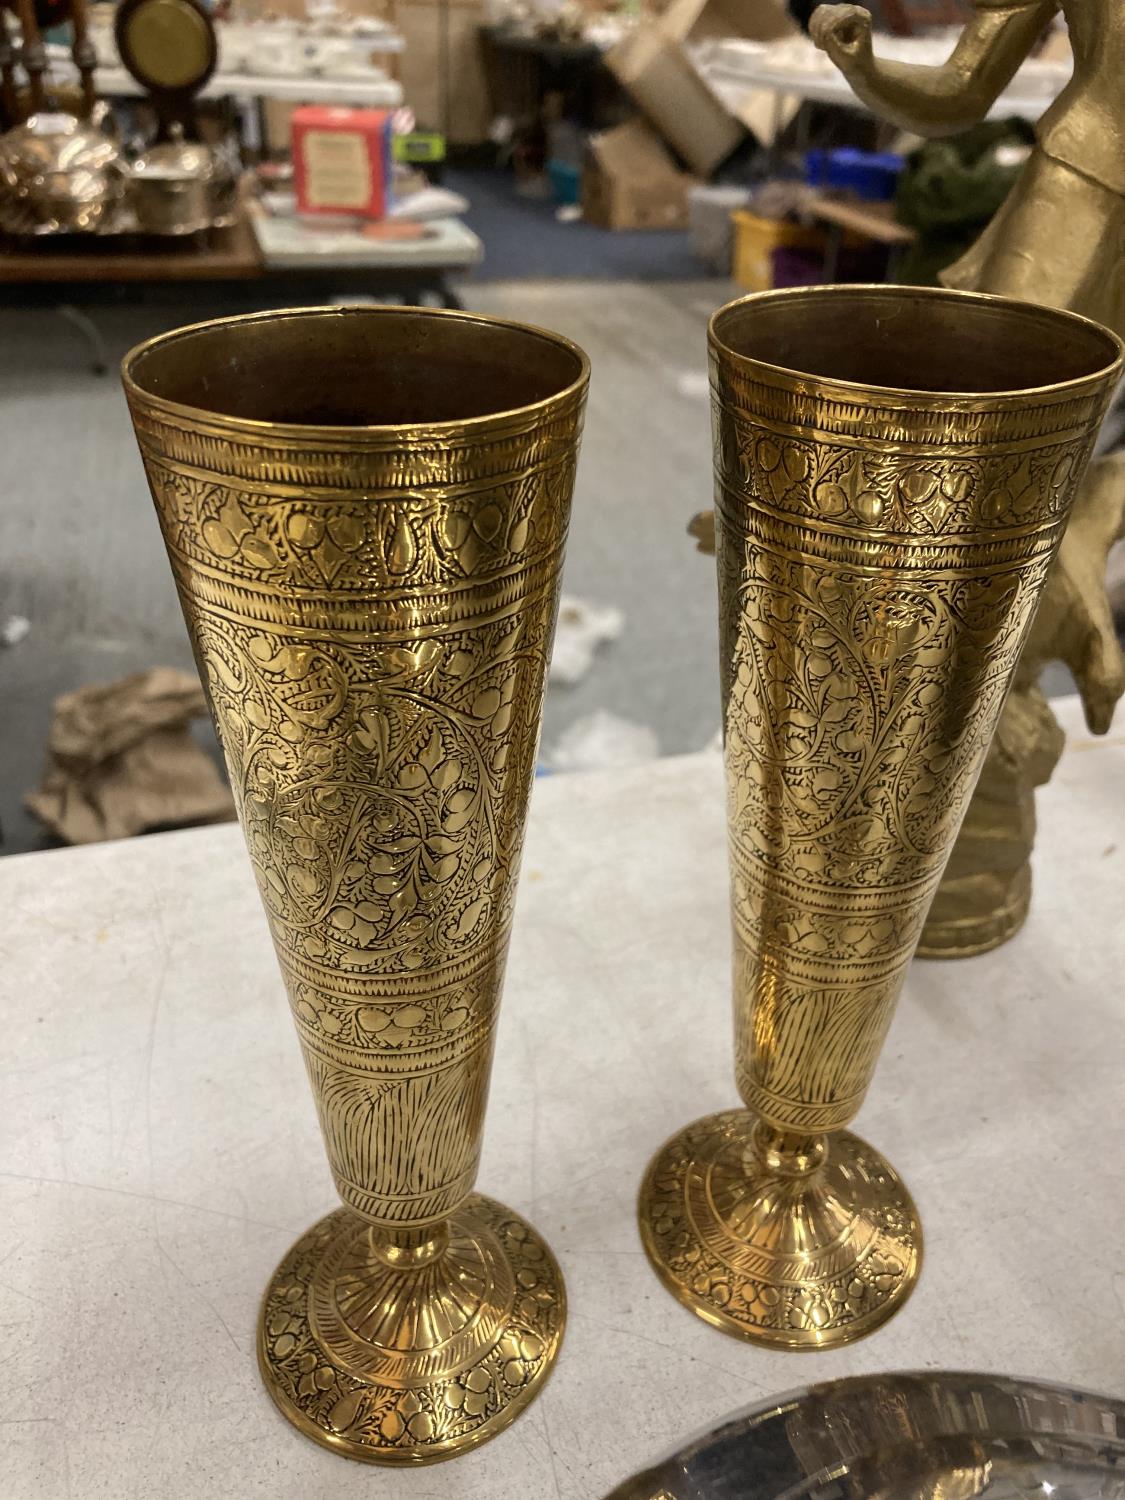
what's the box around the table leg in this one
[822,223,843,283]
[57,304,107,375]
[768,90,785,175]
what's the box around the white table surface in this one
[1,694,1122,1499]
[251,213,483,271]
[698,44,1065,124]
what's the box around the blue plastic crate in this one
[805,147,904,202]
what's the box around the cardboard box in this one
[606,25,740,178]
[391,0,492,145]
[262,98,297,158]
[732,207,825,290]
[667,0,794,44]
[606,0,797,177]
[292,105,393,218]
[582,118,694,231]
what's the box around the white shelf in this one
[52,61,404,108]
[697,41,1067,124]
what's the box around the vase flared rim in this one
[122,303,591,439]
[709,284,1124,409]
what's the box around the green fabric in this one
[895,118,1035,285]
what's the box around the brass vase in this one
[123,307,588,1461]
[639,286,1122,1350]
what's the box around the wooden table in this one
[0,213,263,286]
[0,208,482,370]
[803,191,917,279]
[0,214,264,371]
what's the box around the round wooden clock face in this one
[116,0,216,95]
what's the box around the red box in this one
[291,105,393,219]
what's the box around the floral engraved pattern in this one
[198,611,542,996]
[259,1198,564,1460]
[710,372,1086,1135]
[723,552,1035,893]
[640,1110,921,1347]
[717,421,1088,537]
[128,331,584,1462]
[131,389,581,1229]
[639,324,1105,1352]
[147,456,575,593]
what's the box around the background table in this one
[0,212,482,374]
[0,215,263,287]
[1,694,1122,1498]
[87,69,403,107]
[698,40,1066,123]
[250,212,482,307]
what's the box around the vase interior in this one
[712,288,1119,395]
[124,306,586,427]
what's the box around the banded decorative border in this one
[709,375,1112,455]
[172,550,563,637]
[716,493,1065,568]
[129,394,587,494]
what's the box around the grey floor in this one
[0,280,733,855]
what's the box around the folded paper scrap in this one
[25,667,235,844]
[550,594,624,686]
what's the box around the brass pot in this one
[130,126,215,235]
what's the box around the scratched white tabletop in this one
[2,694,1122,1500]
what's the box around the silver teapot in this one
[0,108,126,234]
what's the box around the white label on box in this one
[303,130,371,210]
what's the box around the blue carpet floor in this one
[445,166,701,281]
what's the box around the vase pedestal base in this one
[257,1193,565,1464]
[638,1109,921,1350]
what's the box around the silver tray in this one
[605,1372,1125,1500]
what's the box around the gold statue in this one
[124,306,588,1462]
[641,284,1122,1348]
[809,1,1125,953]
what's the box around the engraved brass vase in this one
[639,286,1122,1350]
[123,307,588,1461]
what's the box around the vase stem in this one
[749,1123,827,1179]
[371,1222,452,1270]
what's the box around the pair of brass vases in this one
[123,289,1122,1463]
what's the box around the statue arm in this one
[810,2,1058,137]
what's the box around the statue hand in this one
[810,5,874,76]
[1023,453,1125,735]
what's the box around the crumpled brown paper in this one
[25,667,235,844]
